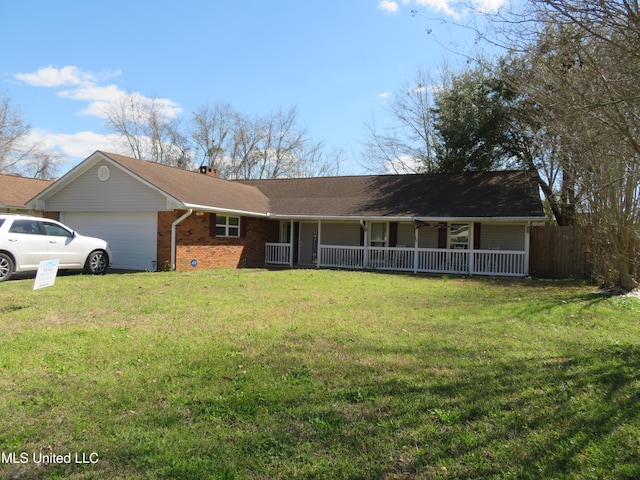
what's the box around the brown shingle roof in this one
[91,152,544,219]
[239,171,544,218]
[0,174,53,208]
[101,152,270,214]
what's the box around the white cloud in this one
[414,0,459,18]
[30,129,122,160]
[384,155,424,174]
[15,65,182,121]
[15,65,91,87]
[14,65,120,88]
[400,0,507,18]
[378,1,399,13]
[378,92,390,99]
[58,84,123,102]
[472,0,507,13]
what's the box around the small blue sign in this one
[191,259,198,267]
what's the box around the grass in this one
[0,269,639,479]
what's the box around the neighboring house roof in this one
[240,171,545,219]
[30,151,545,220]
[0,173,53,209]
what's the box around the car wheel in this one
[0,253,15,282]
[84,250,109,275]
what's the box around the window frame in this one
[448,223,470,249]
[215,215,241,238]
[42,221,74,238]
[369,222,389,247]
[8,219,44,235]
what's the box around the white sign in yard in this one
[33,259,60,290]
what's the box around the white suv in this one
[0,214,112,281]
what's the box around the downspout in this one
[171,209,193,270]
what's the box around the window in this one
[280,221,292,243]
[42,222,73,237]
[449,223,469,249]
[9,219,42,235]
[216,215,240,237]
[370,222,388,247]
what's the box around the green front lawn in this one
[1,270,639,479]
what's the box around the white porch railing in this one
[416,248,469,274]
[366,247,415,271]
[265,243,527,276]
[472,249,526,277]
[321,245,366,269]
[265,243,292,265]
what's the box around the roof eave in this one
[267,214,547,222]
[413,215,547,222]
[182,203,269,217]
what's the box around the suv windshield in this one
[0,219,4,228]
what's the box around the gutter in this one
[171,209,193,270]
[263,214,547,223]
[182,203,268,217]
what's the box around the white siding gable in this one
[45,161,171,212]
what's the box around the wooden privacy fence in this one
[529,226,589,279]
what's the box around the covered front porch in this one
[265,219,531,277]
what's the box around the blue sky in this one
[1,0,506,176]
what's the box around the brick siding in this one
[157,211,279,271]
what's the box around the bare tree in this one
[104,92,190,167]
[253,107,306,179]
[226,113,262,179]
[106,93,341,179]
[218,107,340,179]
[0,95,33,173]
[191,102,237,173]
[364,69,440,174]
[0,94,60,179]
[503,1,640,288]
[290,143,343,178]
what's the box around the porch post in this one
[362,220,369,269]
[317,219,322,268]
[289,219,294,267]
[414,223,419,274]
[524,222,531,276]
[469,223,475,275]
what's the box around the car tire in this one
[84,250,109,275]
[0,253,15,282]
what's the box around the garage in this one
[62,212,158,271]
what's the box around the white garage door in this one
[63,212,157,271]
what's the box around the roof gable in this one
[100,152,270,215]
[31,151,270,215]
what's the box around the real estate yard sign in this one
[33,259,60,290]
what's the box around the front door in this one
[298,223,317,266]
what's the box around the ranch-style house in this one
[29,151,546,276]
